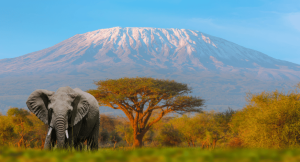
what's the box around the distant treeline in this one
[1,83,300,149]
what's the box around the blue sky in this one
[0,0,300,64]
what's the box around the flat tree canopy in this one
[87,77,205,147]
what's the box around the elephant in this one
[26,86,99,150]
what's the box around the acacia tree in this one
[87,77,205,147]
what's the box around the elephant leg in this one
[50,130,57,149]
[79,140,85,151]
[63,139,69,149]
[78,141,83,151]
[44,128,57,150]
[44,134,52,150]
[73,141,79,151]
[74,138,85,151]
[73,138,85,151]
[87,136,98,151]
[87,118,99,151]
[79,143,83,151]
[71,120,83,151]
[66,128,75,150]
[73,139,80,151]
[63,130,74,150]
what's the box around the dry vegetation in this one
[1,78,300,161]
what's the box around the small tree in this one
[170,114,200,147]
[115,124,133,146]
[213,107,236,148]
[7,108,33,148]
[109,131,122,149]
[88,77,205,147]
[192,111,220,149]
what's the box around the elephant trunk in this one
[55,116,67,148]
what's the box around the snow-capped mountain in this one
[1,27,299,78]
[0,27,299,113]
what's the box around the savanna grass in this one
[1,147,300,162]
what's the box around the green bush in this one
[231,89,300,148]
[156,124,182,146]
[100,129,110,144]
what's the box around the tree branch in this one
[146,108,173,130]
[104,102,119,110]
[115,102,134,124]
[142,110,153,128]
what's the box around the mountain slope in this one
[0,27,299,113]
[1,27,299,77]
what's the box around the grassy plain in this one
[1,147,300,162]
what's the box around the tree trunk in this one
[18,135,24,148]
[186,138,191,147]
[192,140,195,147]
[114,141,117,149]
[125,139,130,145]
[41,137,45,150]
[133,134,144,148]
[212,139,217,149]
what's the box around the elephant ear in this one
[26,89,55,125]
[71,93,90,126]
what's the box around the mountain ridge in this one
[1,27,299,75]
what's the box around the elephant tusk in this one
[65,130,69,139]
[47,127,53,136]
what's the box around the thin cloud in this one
[285,12,300,32]
[187,18,224,29]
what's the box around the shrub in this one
[156,124,182,146]
[228,137,243,148]
[231,89,300,148]
[99,129,110,144]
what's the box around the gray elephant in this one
[26,86,99,150]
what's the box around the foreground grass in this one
[1,147,300,162]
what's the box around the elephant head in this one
[26,86,89,148]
